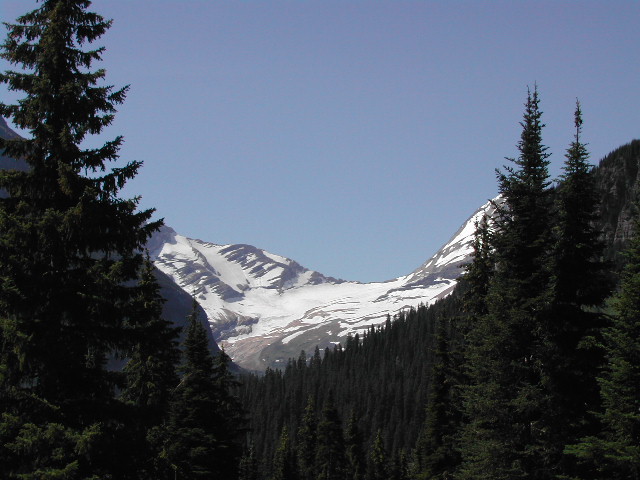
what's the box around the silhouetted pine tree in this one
[389,450,410,480]
[239,440,260,480]
[567,212,640,479]
[344,410,366,480]
[461,214,495,321]
[297,396,318,480]
[543,101,612,478]
[459,86,554,480]
[271,426,298,480]
[165,304,236,479]
[315,392,346,480]
[414,316,458,480]
[213,346,245,474]
[368,429,389,480]
[121,255,181,478]
[0,1,159,477]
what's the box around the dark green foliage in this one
[542,101,612,478]
[164,304,243,479]
[344,410,366,480]
[414,316,459,480]
[239,441,260,480]
[0,1,160,477]
[315,392,347,480]
[165,305,221,478]
[238,295,462,471]
[213,346,246,466]
[368,430,389,480]
[459,86,556,480]
[123,256,180,414]
[389,450,410,480]
[567,214,640,479]
[271,427,298,480]
[458,93,613,480]
[462,214,494,321]
[121,255,181,478]
[553,101,610,308]
[297,396,319,480]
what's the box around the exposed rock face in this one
[3,114,638,372]
[149,200,497,371]
[594,140,640,267]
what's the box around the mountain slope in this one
[149,200,497,371]
[0,117,220,357]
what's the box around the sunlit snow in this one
[149,199,497,370]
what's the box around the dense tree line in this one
[0,2,244,478]
[239,298,460,478]
[1,2,639,479]
[239,91,640,480]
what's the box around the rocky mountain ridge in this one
[149,199,498,371]
[2,116,639,371]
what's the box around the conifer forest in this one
[1,1,639,479]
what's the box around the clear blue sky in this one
[2,1,639,282]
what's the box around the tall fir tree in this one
[567,210,640,479]
[315,392,346,480]
[344,410,366,480]
[368,429,389,480]
[239,440,260,480]
[461,214,494,322]
[552,101,610,313]
[414,316,459,480]
[297,395,318,480]
[165,303,238,479]
[544,101,612,478]
[121,254,181,478]
[271,426,298,480]
[0,1,159,477]
[212,346,245,476]
[459,86,555,480]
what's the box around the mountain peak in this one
[150,202,495,370]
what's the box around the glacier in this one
[148,199,497,371]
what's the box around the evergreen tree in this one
[297,396,318,480]
[123,255,180,414]
[462,214,494,322]
[552,101,610,313]
[544,101,612,477]
[368,429,389,480]
[315,392,346,480]
[212,346,245,475]
[459,86,554,480]
[389,450,410,480]
[271,426,298,480]
[121,254,181,478]
[0,1,159,477]
[239,440,260,480]
[344,410,365,480]
[414,316,458,480]
[567,212,640,479]
[165,304,235,479]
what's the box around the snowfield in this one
[148,199,497,371]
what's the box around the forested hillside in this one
[237,99,640,479]
[1,2,639,480]
[239,294,462,474]
[0,2,242,478]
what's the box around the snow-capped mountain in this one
[148,199,497,371]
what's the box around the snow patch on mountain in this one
[148,199,497,371]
